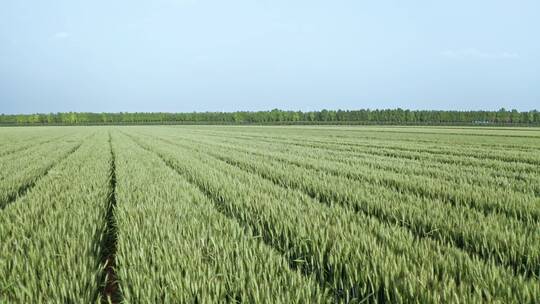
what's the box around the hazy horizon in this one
[1,1,539,114]
[2,107,538,116]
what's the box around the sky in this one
[1,0,539,114]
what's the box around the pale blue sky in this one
[1,0,539,114]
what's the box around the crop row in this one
[163,130,540,200]
[0,133,90,209]
[0,135,62,158]
[1,126,538,302]
[186,125,540,150]
[202,131,539,173]
[177,130,540,195]
[137,129,540,220]
[179,126,540,161]
[173,128,540,195]
[126,130,540,303]
[140,132,539,278]
[111,132,329,303]
[0,132,111,302]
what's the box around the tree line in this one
[1,108,539,125]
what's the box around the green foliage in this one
[144,130,540,276]
[127,126,540,303]
[0,130,110,302]
[1,109,539,125]
[1,125,539,303]
[112,133,328,303]
[0,132,83,208]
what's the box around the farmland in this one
[0,125,539,303]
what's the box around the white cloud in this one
[441,48,518,59]
[53,32,70,39]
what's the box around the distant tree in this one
[2,108,539,125]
